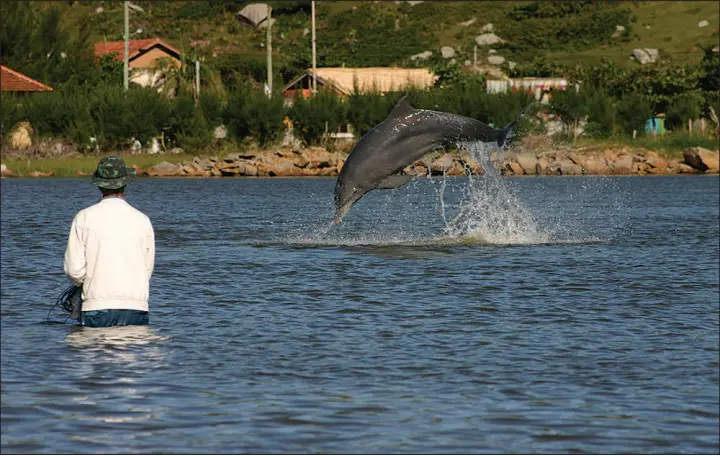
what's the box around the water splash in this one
[272,141,629,248]
[439,141,551,245]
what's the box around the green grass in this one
[571,132,718,159]
[3,154,196,177]
[545,1,719,68]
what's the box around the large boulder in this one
[515,154,538,175]
[301,167,322,177]
[1,164,17,178]
[441,46,456,59]
[447,161,466,176]
[429,154,455,173]
[214,125,227,139]
[612,155,634,174]
[481,23,494,33]
[684,147,719,172]
[536,156,554,175]
[674,163,697,174]
[557,161,583,175]
[504,161,525,176]
[633,162,649,174]
[411,50,433,61]
[303,148,334,168]
[576,157,609,175]
[131,164,146,177]
[268,158,300,177]
[224,152,256,162]
[645,155,670,174]
[146,161,184,177]
[487,55,505,65]
[27,171,54,177]
[457,154,484,175]
[631,48,659,64]
[183,162,211,177]
[220,163,247,176]
[193,157,216,171]
[475,33,504,46]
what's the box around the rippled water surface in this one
[1,169,718,454]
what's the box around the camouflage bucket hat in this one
[91,156,136,189]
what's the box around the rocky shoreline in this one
[1,145,718,179]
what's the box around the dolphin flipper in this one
[377,175,414,189]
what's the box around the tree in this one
[548,88,588,140]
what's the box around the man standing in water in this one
[64,156,155,327]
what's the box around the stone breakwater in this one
[135,146,718,178]
[1,146,718,178]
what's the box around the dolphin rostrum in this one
[333,96,531,224]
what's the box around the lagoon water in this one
[1,159,718,453]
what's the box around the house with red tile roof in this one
[1,65,54,92]
[94,38,182,70]
[94,38,182,90]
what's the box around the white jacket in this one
[64,197,155,312]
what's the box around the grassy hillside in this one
[545,1,719,67]
[50,0,718,84]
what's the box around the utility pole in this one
[195,60,200,101]
[266,4,272,97]
[124,1,129,91]
[311,0,317,94]
[473,45,477,68]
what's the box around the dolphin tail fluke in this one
[498,102,536,148]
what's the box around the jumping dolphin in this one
[333,96,531,224]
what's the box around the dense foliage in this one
[288,90,347,146]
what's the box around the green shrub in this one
[215,53,267,87]
[347,88,393,137]
[489,91,537,128]
[176,2,223,20]
[584,89,616,138]
[288,90,347,146]
[223,85,286,145]
[23,90,85,139]
[546,88,618,139]
[199,91,225,128]
[548,88,587,136]
[1,93,23,136]
[666,92,703,131]
[616,93,653,136]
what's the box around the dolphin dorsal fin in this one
[385,95,416,121]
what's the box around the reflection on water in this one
[65,324,168,349]
[64,326,170,396]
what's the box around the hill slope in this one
[34,1,720,84]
